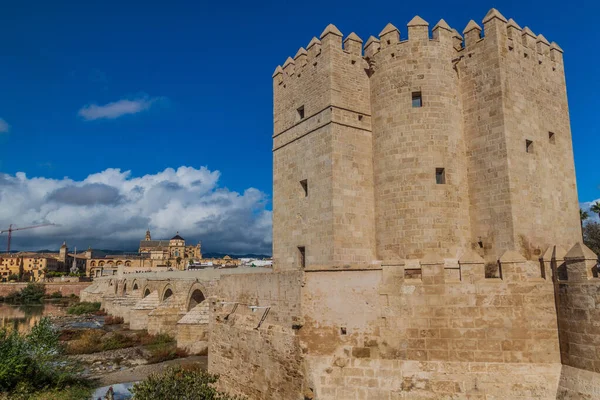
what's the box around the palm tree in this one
[591,202,600,220]
[581,209,590,223]
[581,208,590,239]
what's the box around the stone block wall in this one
[215,271,302,325]
[177,323,209,355]
[210,313,303,400]
[209,271,305,399]
[306,358,561,399]
[0,282,92,297]
[553,243,600,398]
[557,365,600,400]
[300,259,561,398]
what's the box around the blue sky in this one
[0,0,598,252]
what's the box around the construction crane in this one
[0,224,56,253]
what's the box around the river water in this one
[0,302,70,333]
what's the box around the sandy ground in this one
[92,355,208,386]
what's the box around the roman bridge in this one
[81,267,273,355]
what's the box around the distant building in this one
[0,241,86,282]
[86,230,237,276]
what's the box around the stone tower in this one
[272,9,581,270]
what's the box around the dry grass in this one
[65,329,104,354]
[104,315,124,325]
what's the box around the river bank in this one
[50,310,202,399]
[0,286,205,400]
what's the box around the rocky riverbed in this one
[50,313,206,399]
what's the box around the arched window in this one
[143,288,151,298]
[163,288,173,301]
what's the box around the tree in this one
[591,201,600,220]
[583,222,600,260]
[581,209,589,223]
[176,256,182,268]
[131,365,245,400]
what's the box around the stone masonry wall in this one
[300,261,561,398]
[209,271,305,400]
[0,282,92,297]
[370,20,471,261]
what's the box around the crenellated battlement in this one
[273,8,564,87]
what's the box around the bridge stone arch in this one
[132,279,139,291]
[161,284,174,302]
[122,280,128,296]
[143,286,151,298]
[185,282,208,312]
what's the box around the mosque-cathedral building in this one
[86,230,239,277]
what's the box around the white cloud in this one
[0,166,272,255]
[0,118,9,133]
[78,95,163,121]
[581,199,600,223]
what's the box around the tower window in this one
[549,132,555,144]
[300,179,308,197]
[298,246,306,269]
[435,168,446,184]
[526,140,534,153]
[412,92,422,108]
[297,106,305,120]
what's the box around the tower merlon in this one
[507,18,522,39]
[451,29,463,51]
[536,34,550,56]
[343,32,363,56]
[320,23,343,49]
[407,15,429,41]
[379,23,400,49]
[272,65,283,84]
[364,35,381,58]
[521,27,537,49]
[306,37,322,59]
[283,56,295,75]
[432,19,453,41]
[294,47,308,67]
[463,20,482,47]
[550,41,563,62]
[481,8,507,40]
[482,8,507,24]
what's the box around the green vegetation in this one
[45,271,66,278]
[48,291,63,299]
[6,274,18,282]
[131,365,245,400]
[583,221,600,258]
[65,329,186,362]
[0,317,91,399]
[4,283,46,304]
[66,301,101,315]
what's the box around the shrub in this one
[131,365,246,400]
[4,283,46,304]
[45,272,66,278]
[7,274,18,282]
[101,332,136,351]
[0,317,88,395]
[104,315,124,325]
[66,302,101,315]
[146,342,179,364]
[137,332,174,346]
[48,291,62,299]
[65,330,103,355]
